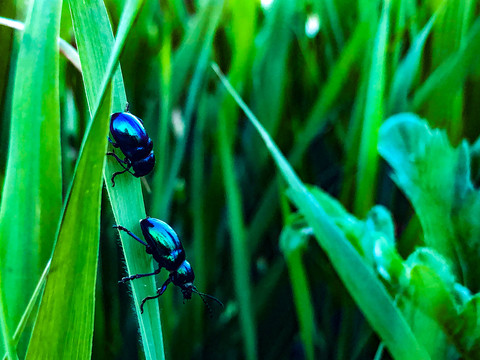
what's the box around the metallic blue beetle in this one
[107,106,155,186]
[114,217,223,313]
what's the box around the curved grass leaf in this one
[26,83,112,360]
[0,1,62,356]
[213,63,430,359]
[68,0,164,358]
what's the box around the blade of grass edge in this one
[0,283,16,360]
[212,63,431,360]
[26,83,112,359]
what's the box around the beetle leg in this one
[113,225,148,246]
[119,266,161,283]
[110,164,132,187]
[106,151,128,164]
[140,278,172,314]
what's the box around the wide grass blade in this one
[213,63,430,359]
[0,0,62,355]
[68,0,164,358]
[26,83,113,360]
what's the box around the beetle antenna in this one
[192,287,224,317]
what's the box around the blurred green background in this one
[1,0,480,359]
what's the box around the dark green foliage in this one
[1,0,480,359]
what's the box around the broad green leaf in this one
[26,82,112,360]
[0,1,62,356]
[213,63,430,360]
[68,0,164,358]
[378,113,480,288]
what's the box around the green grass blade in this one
[213,63,430,360]
[252,0,294,136]
[0,17,81,71]
[388,13,436,114]
[280,226,315,360]
[0,0,62,345]
[247,23,370,251]
[354,0,390,216]
[26,85,112,359]
[218,103,257,360]
[1,260,50,360]
[68,1,164,358]
[156,0,223,218]
[412,17,480,112]
[0,280,16,360]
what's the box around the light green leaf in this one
[0,1,62,357]
[378,113,480,287]
[26,82,112,360]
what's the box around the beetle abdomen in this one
[132,151,155,177]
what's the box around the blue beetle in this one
[114,217,223,313]
[107,105,155,186]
